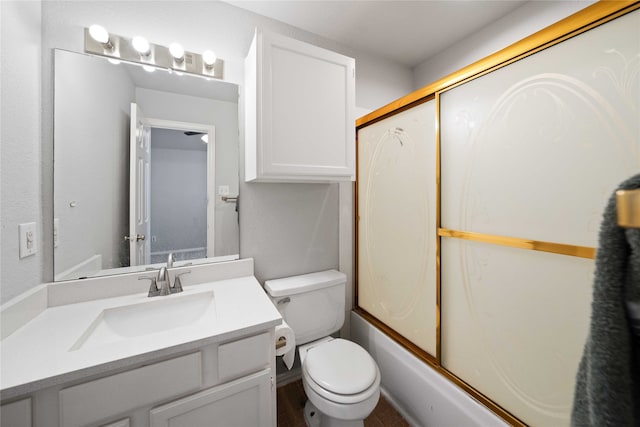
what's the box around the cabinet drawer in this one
[150,369,272,427]
[218,333,270,382]
[60,352,202,427]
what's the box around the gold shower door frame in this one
[354,2,640,425]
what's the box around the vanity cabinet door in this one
[1,397,32,427]
[149,369,273,427]
[245,28,355,183]
[59,352,202,427]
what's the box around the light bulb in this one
[202,50,217,68]
[132,36,151,55]
[169,43,184,61]
[142,65,156,73]
[89,25,109,44]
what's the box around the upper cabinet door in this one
[245,28,356,182]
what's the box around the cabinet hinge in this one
[271,376,275,390]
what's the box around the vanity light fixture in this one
[88,24,113,51]
[132,36,151,57]
[202,50,217,68]
[169,43,185,63]
[202,50,218,76]
[84,26,223,80]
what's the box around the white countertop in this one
[1,275,281,400]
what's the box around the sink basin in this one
[70,291,215,351]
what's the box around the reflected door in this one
[129,103,151,265]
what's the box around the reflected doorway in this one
[128,109,215,266]
[149,127,212,263]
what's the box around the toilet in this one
[265,270,380,427]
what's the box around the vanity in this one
[0,259,281,427]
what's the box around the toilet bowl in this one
[300,338,380,427]
[265,270,381,427]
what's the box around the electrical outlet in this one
[19,222,37,258]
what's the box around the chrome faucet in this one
[157,266,172,296]
[141,266,174,296]
[139,275,160,297]
[140,252,190,297]
[172,270,190,293]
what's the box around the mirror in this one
[53,49,239,281]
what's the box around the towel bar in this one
[221,195,238,203]
[616,189,640,229]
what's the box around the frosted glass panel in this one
[357,101,437,355]
[440,10,640,247]
[441,238,594,426]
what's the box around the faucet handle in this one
[139,275,159,297]
[157,267,172,296]
[167,253,175,269]
[171,270,191,294]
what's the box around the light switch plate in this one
[19,222,37,258]
[218,185,230,196]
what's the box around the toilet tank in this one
[265,270,346,345]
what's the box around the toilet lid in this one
[304,339,377,395]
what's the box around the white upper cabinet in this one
[245,28,356,182]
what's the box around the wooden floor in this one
[277,379,409,427]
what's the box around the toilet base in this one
[304,400,364,427]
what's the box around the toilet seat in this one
[302,338,380,405]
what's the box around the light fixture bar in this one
[84,28,224,80]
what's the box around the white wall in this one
[54,50,133,274]
[0,0,413,302]
[413,1,595,89]
[1,1,42,302]
[149,131,207,255]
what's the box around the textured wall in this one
[1,1,43,302]
[412,1,595,90]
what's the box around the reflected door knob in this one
[124,234,145,241]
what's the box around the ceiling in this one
[226,0,528,68]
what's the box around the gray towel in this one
[571,173,640,426]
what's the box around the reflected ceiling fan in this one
[184,130,209,143]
